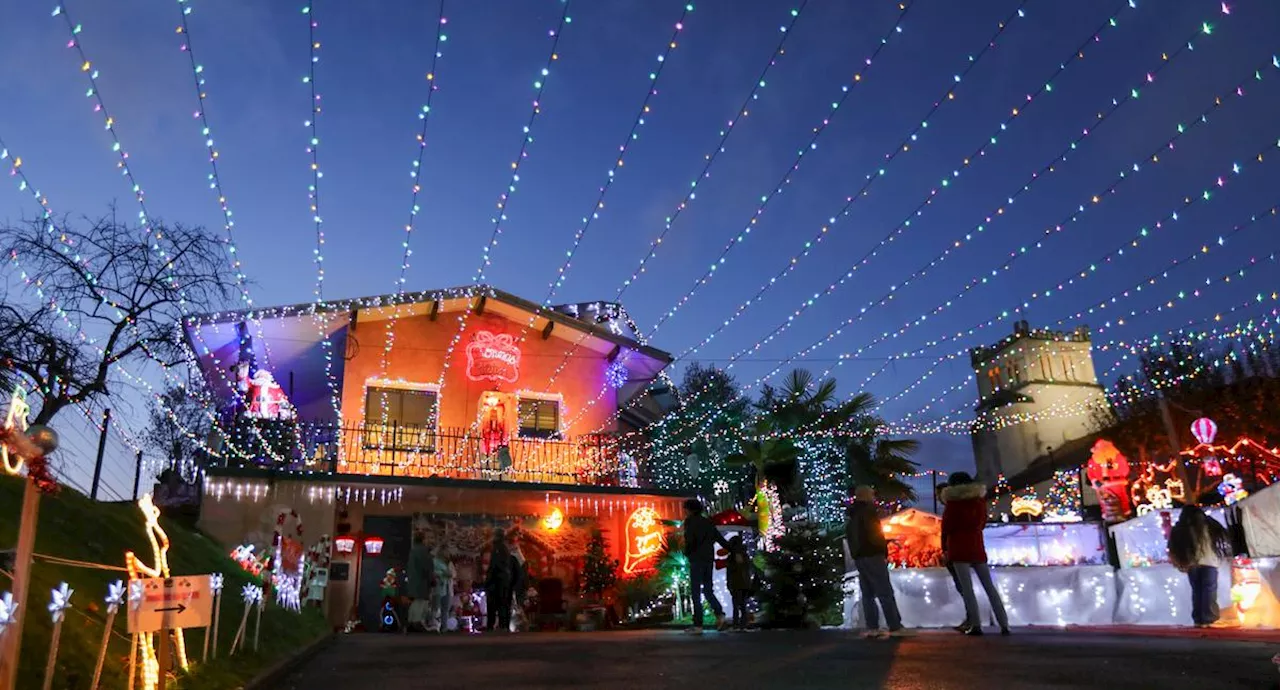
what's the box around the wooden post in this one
[931,470,939,514]
[90,408,112,500]
[0,478,41,690]
[157,627,169,690]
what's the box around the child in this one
[1168,505,1233,627]
[725,535,755,630]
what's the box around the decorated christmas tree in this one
[757,521,843,628]
[581,530,619,599]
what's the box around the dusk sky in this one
[2,0,1278,495]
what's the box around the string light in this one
[539,3,811,393]
[643,2,913,336]
[658,53,1277,448]
[578,0,1202,438]
[300,3,343,421]
[704,3,1211,371]
[435,0,572,399]
[377,0,449,386]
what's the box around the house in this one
[182,285,687,629]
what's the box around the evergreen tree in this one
[757,521,843,628]
[648,363,753,499]
[581,530,618,599]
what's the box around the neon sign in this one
[623,506,665,574]
[1010,496,1044,518]
[465,331,521,383]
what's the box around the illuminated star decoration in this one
[104,580,126,616]
[210,573,225,594]
[0,591,17,633]
[128,580,145,611]
[713,479,730,496]
[48,582,73,623]
[241,584,262,606]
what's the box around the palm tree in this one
[723,419,800,488]
[759,369,921,504]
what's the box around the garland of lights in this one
[508,3,694,353]
[44,3,280,464]
[433,0,572,405]
[817,50,1273,378]
[671,0,1044,362]
[642,2,913,336]
[712,6,1214,374]
[300,3,344,422]
[172,0,274,373]
[371,0,450,444]
[658,52,1273,449]
[539,3,810,394]
[579,2,1223,440]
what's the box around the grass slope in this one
[0,475,329,689]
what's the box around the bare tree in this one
[0,210,236,424]
[143,382,215,478]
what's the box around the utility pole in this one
[90,407,112,500]
[133,449,144,499]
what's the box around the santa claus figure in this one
[247,370,294,420]
[1086,440,1133,523]
[479,394,507,457]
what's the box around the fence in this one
[216,419,659,488]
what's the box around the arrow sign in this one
[127,576,213,634]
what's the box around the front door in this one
[357,515,412,630]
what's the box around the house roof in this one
[183,284,672,366]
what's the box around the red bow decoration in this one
[0,426,59,495]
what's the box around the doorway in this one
[357,515,412,630]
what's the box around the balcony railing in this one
[216,419,658,489]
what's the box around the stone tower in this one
[969,321,1110,483]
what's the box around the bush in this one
[757,521,843,628]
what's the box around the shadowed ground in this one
[282,628,1280,689]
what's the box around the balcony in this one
[216,419,656,489]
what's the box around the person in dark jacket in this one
[683,498,730,634]
[484,529,515,632]
[941,473,1009,636]
[846,486,908,638]
[725,535,756,630]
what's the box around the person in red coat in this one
[940,473,1009,636]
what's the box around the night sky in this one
[2,0,1278,496]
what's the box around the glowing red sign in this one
[624,506,666,575]
[465,331,521,383]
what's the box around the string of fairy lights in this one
[537,3,811,393]
[44,2,285,463]
[172,0,276,374]
[641,2,913,336]
[647,76,1274,452]
[511,2,695,347]
[301,3,344,421]
[5,0,1279,493]
[710,7,1220,373]
[374,0,450,427]
[588,1,1237,442]
[555,0,1033,428]
[434,0,572,399]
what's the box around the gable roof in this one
[184,284,672,365]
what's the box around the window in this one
[1005,358,1020,385]
[364,385,438,451]
[986,366,1002,390]
[1039,354,1053,381]
[518,397,560,439]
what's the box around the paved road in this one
[284,628,1280,689]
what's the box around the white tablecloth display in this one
[1241,484,1280,557]
[841,565,1116,629]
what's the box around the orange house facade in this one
[183,286,687,629]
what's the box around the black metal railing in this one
[216,418,659,488]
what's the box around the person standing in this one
[405,533,436,632]
[846,486,909,638]
[940,473,1009,636]
[484,529,515,632]
[433,546,456,632]
[1168,505,1233,627]
[724,534,756,630]
[683,498,730,634]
